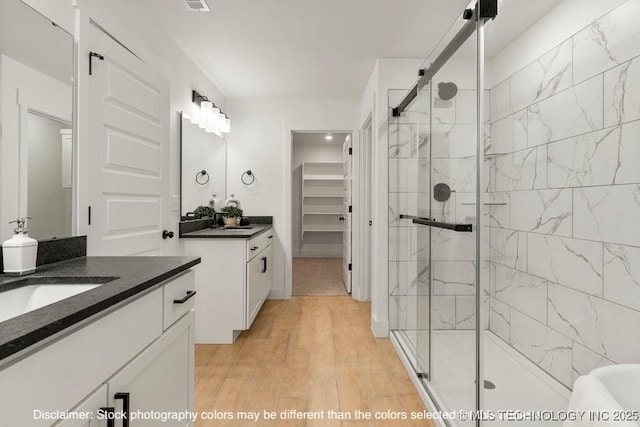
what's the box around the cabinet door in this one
[54,385,108,427]
[107,311,195,427]
[260,244,273,300]
[246,253,263,328]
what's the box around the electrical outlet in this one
[171,195,180,212]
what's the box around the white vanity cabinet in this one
[0,270,195,427]
[105,311,194,427]
[182,228,274,344]
[246,239,273,328]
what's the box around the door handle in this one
[162,230,174,239]
[114,392,130,427]
[173,290,196,304]
[261,256,267,273]
[99,407,115,427]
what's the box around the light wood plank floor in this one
[195,296,434,427]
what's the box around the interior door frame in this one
[355,113,373,302]
[283,120,357,300]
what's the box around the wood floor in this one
[195,296,434,427]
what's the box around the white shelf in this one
[303,227,342,234]
[303,174,343,181]
[301,161,344,242]
[303,212,342,215]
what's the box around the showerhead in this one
[438,82,458,101]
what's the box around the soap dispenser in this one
[2,217,38,276]
[224,194,241,209]
[209,194,221,212]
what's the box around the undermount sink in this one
[0,277,114,323]
[590,364,640,411]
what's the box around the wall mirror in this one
[0,0,75,241]
[180,112,227,217]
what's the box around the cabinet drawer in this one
[246,228,274,261]
[163,270,196,330]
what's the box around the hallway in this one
[195,296,432,426]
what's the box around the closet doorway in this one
[291,132,351,295]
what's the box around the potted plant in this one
[221,206,243,226]
[193,205,216,219]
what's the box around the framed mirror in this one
[180,112,227,217]
[0,0,75,241]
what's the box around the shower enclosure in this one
[387,0,640,424]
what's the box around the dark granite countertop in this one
[0,256,200,362]
[180,224,272,239]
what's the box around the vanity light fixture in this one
[192,90,231,136]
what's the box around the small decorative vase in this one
[223,216,236,227]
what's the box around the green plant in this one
[193,205,216,218]
[221,206,243,218]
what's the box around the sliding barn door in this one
[88,25,171,255]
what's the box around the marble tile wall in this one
[388,77,483,332]
[388,89,429,331]
[487,0,640,389]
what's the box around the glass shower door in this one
[415,17,482,425]
[414,80,432,380]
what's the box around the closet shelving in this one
[301,161,343,239]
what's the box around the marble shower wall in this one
[487,0,640,390]
[388,78,483,332]
[388,89,430,332]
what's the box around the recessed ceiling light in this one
[325,134,333,141]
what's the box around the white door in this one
[342,135,352,293]
[246,253,263,328]
[88,25,171,256]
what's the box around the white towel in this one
[564,375,640,427]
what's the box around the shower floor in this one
[393,330,570,427]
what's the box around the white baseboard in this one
[370,315,389,338]
[267,288,287,299]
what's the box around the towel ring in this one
[241,170,255,185]
[195,170,210,185]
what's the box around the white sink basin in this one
[591,364,640,411]
[0,283,102,323]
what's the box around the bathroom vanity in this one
[0,256,200,426]
[181,220,273,344]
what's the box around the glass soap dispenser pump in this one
[2,217,38,276]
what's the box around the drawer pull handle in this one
[251,246,259,251]
[268,235,273,239]
[173,290,196,304]
[99,407,115,427]
[114,392,130,427]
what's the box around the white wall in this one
[292,141,343,258]
[225,98,360,298]
[359,58,424,336]
[19,0,227,255]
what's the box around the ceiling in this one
[137,0,564,99]
[293,132,349,146]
